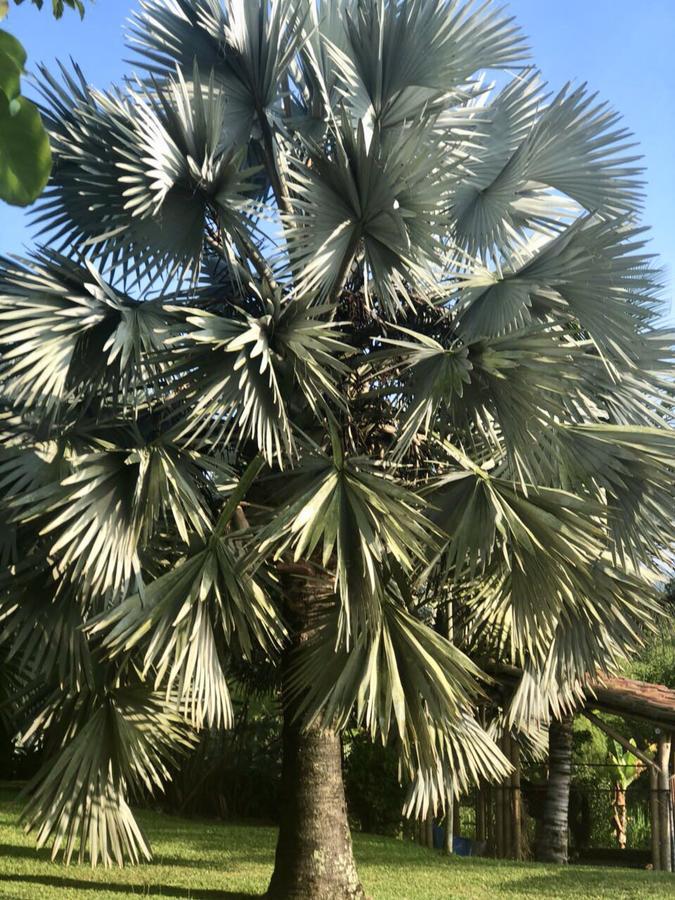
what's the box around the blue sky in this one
[1,0,674,319]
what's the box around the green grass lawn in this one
[0,787,673,899]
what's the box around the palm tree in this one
[536,715,574,864]
[0,1,673,896]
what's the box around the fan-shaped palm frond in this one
[428,466,611,663]
[259,443,440,639]
[89,535,283,728]
[503,564,663,732]
[555,424,675,567]
[35,64,258,282]
[382,322,583,479]
[451,80,643,256]
[168,293,350,464]
[9,428,218,598]
[128,1,225,77]
[285,120,447,310]
[131,0,306,121]
[454,216,656,349]
[0,417,69,564]
[20,680,193,866]
[0,576,94,690]
[0,251,170,410]
[322,0,528,130]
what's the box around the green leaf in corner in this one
[0,30,26,100]
[0,3,9,23]
[0,91,52,206]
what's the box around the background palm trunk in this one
[536,715,573,864]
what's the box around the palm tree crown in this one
[0,0,672,873]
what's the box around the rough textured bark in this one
[267,574,365,900]
[612,785,627,850]
[536,715,573,864]
[267,714,365,899]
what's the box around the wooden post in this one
[444,788,454,854]
[503,734,512,858]
[495,734,512,858]
[657,733,672,872]
[510,736,523,861]
[426,811,435,849]
[495,779,504,858]
[650,762,661,870]
[476,782,486,843]
[488,785,497,856]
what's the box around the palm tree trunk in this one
[267,574,364,899]
[536,715,573,864]
[267,711,364,899]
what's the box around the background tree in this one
[0,1,674,897]
[627,579,675,689]
[6,1,86,15]
[606,740,646,851]
[0,1,89,206]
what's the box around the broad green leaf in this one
[0,91,51,206]
[0,30,26,99]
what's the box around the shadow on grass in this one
[0,840,274,876]
[0,874,259,899]
[501,868,673,896]
[0,843,48,860]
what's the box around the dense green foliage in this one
[0,23,51,205]
[626,583,675,688]
[5,1,86,18]
[0,788,673,899]
[344,732,406,836]
[569,718,649,851]
[0,0,90,207]
[160,694,283,821]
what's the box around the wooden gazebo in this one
[584,675,675,871]
[475,670,675,869]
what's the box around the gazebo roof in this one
[590,676,675,730]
